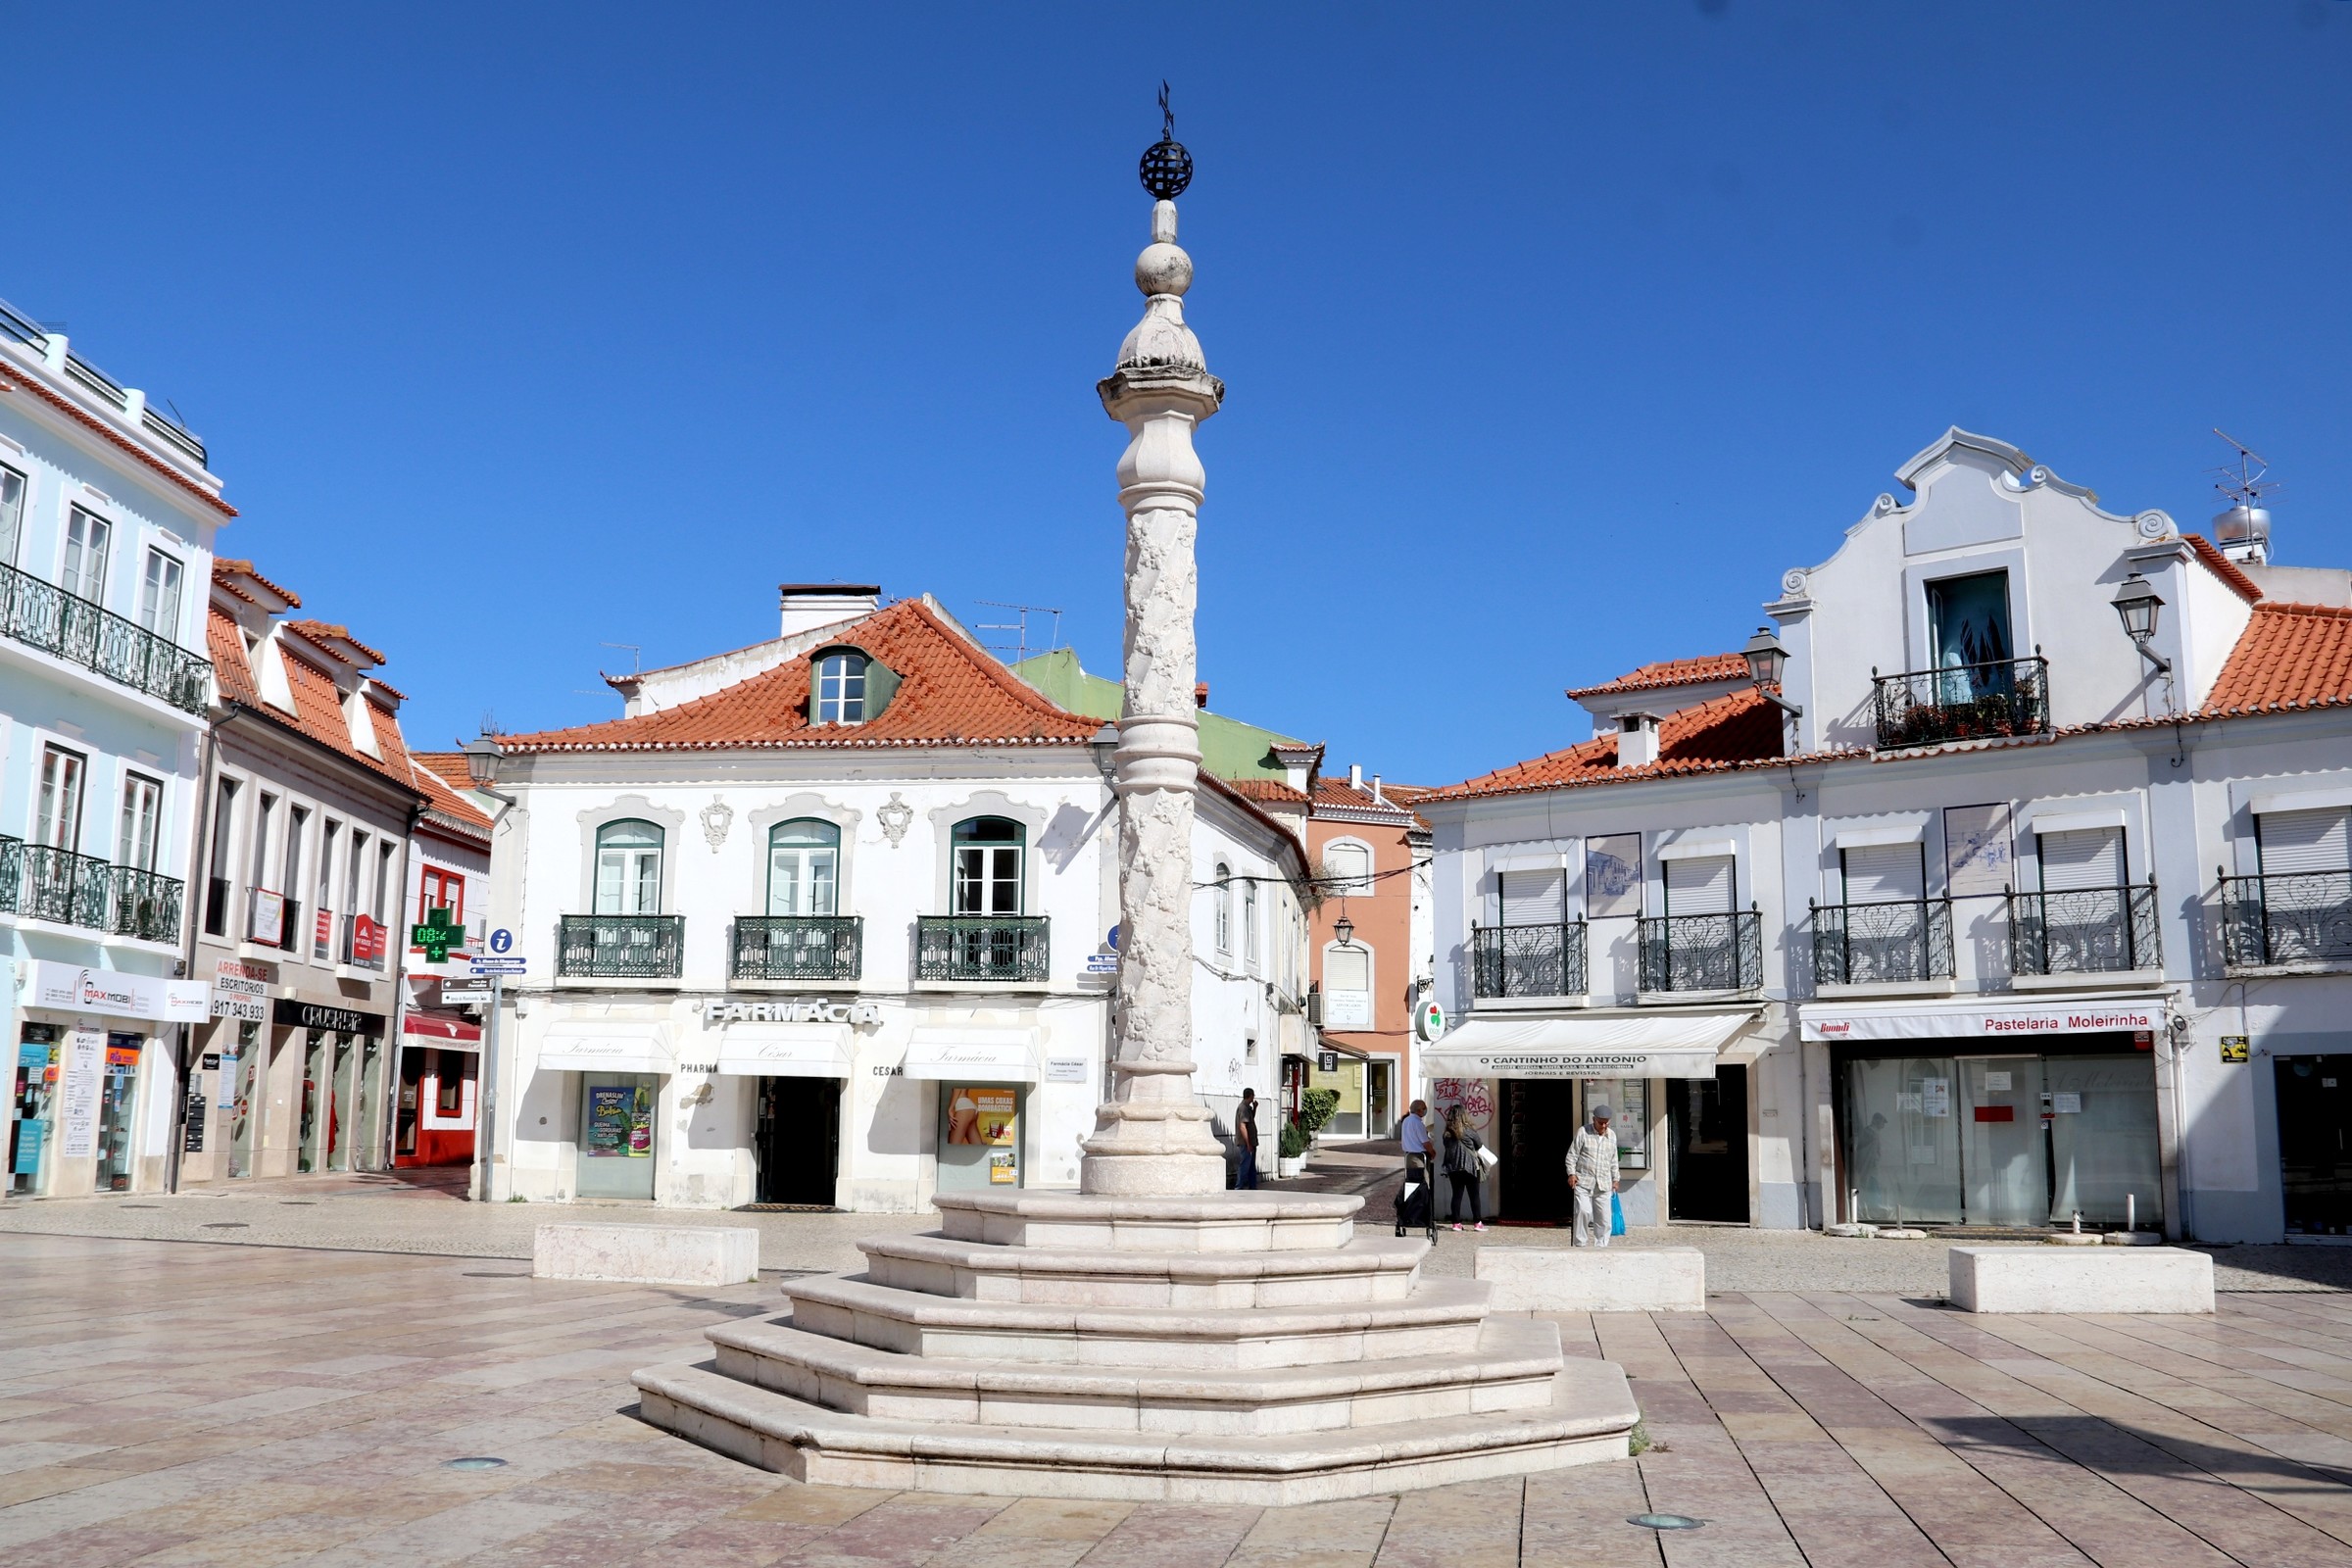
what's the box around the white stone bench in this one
[533,1223,760,1287]
[1474,1246,1706,1312]
[1947,1245,2213,1314]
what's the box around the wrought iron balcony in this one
[1638,909,1763,994]
[0,837,18,915]
[0,559,213,714]
[916,915,1051,983]
[732,914,862,981]
[1812,898,1954,987]
[2221,871,2352,969]
[15,843,113,929]
[1872,655,2050,752]
[110,866,184,944]
[1471,921,1589,999]
[2009,883,2160,976]
[557,914,684,979]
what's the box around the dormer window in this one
[814,651,868,724]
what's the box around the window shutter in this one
[2258,808,2350,877]
[1325,945,1370,993]
[1840,843,1924,905]
[2037,827,2123,891]
[1665,855,1734,915]
[1500,868,1565,927]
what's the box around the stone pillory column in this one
[1083,114,1228,1197]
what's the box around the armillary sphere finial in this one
[1139,79,1192,201]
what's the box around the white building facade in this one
[1,300,225,1198]
[472,588,1309,1211]
[1420,428,2352,1242]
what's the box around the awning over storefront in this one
[403,1009,482,1047]
[902,1027,1041,1082]
[538,1021,676,1074]
[1421,1010,1759,1080]
[1799,995,2166,1043]
[715,1025,854,1077]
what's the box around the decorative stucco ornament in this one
[1781,567,1810,597]
[876,793,913,847]
[700,795,733,852]
[1082,109,1229,1198]
[2135,511,2175,541]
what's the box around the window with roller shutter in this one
[1840,843,1924,905]
[1499,868,1565,927]
[2245,808,2352,964]
[1665,856,1734,915]
[1323,942,1373,1029]
[2259,808,2350,877]
[2018,826,2148,975]
[2037,827,2124,891]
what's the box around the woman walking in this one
[1442,1106,1487,1232]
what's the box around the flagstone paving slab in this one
[4,1231,2352,1563]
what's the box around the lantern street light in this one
[1333,911,1355,948]
[2111,573,2172,672]
[461,734,505,787]
[1740,627,1804,717]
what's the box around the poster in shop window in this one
[584,1084,651,1157]
[57,1028,104,1159]
[1943,804,2016,898]
[947,1087,1017,1147]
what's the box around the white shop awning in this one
[901,1027,1041,1083]
[537,1021,676,1075]
[1799,995,2166,1043]
[714,1025,854,1077]
[1421,1010,1759,1080]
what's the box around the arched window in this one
[1213,860,1233,953]
[1322,840,1373,896]
[813,651,868,724]
[952,816,1024,915]
[1243,876,1259,970]
[768,819,840,915]
[594,819,662,914]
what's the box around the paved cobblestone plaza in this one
[5,1205,2352,1565]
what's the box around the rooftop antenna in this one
[973,601,1064,663]
[2210,428,2278,566]
[600,641,642,673]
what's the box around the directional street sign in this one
[471,956,528,975]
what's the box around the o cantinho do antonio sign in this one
[1800,1000,2164,1043]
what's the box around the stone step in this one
[781,1273,1491,1369]
[632,1352,1638,1505]
[932,1190,1360,1253]
[708,1314,1564,1436]
[860,1231,1426,1308]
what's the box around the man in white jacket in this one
[1565,1104,1620,1248]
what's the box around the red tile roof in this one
[213,559,301,608]
[411,755,494,838]
[1424,689,1788,802]
[2202,601,2352,716]
[1227,778,1309,804]
[499,599,1102,753]
[0,364,237,516]
[1563,652,1748,700]
[207,603,422,794]
[2185,534,2264,605]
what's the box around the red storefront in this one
[393,1011,478,1168]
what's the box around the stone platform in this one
[1475,1246,1707,1311]
[632,1189,1640,1503]
[1948,1244,2216,1313]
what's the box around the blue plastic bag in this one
[1610,1191,1626,1237]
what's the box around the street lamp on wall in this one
[461,735,505,787]
[1333,911,1354,948]
[2111,573,2172,672]
[1740,627,1803,717]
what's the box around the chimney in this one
[1348,763,1363,792]
[779,583,881,639]
[1617,713,1661,769]
[1371,773,1386,805]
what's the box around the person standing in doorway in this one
[1442,1104,1486,1232]
[1566,1103,1620,1247]
[1235,1087,1260,1190]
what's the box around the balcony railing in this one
[1638,909,1763,994]
[0,559,213,715]
[110,865,184,944]
[1872,655,2050,751]
[1471,921,1589,999]
[2009,883,2161,976]
[1812,898,1954,988]
[916,915,1051,983]
[731,914,862,981]
[2221,870,2352,969]
[0,841,179,938]
[16,843,113,928]
[558,914,684,979]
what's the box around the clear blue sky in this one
[12,3,2349,785]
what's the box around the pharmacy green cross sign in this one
[412,906,460,962]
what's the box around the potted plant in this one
[1276,1119,1308,1180]
[1298,1087,1341,1149]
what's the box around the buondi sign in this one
[706,1000,882,1027]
